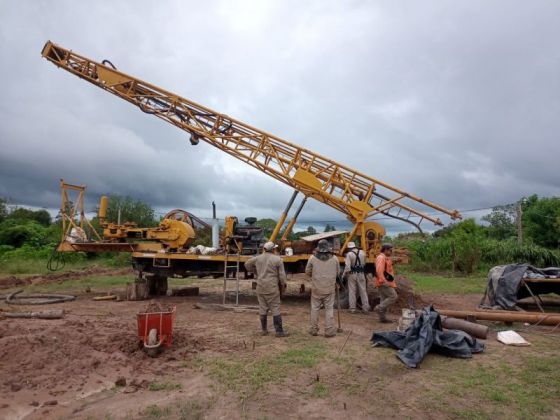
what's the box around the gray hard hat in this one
[316,239,332,253]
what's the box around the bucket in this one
[398,308,416,332]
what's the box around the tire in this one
[155,277,168,296]
[146,328,160,357]
[146,275,168,296]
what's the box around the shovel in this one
[335,283,343,333]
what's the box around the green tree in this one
[0,220,48,247]
[522,195,560,248]
[255,218,277,238]
[306,226,317,235]
[323,224,336,232]
[103,195,157,227]
[449,219,486,274]
[481,203,516,240]
[0,197,8,223]
[7,207,51,226]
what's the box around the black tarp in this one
[371,306,485,368]
[481,264,560,310]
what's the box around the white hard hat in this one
[263,241,278,251]
[347,242,357,249]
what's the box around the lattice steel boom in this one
[42,41,461,252]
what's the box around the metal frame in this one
[59,179,101,244]
[43,41,461,255]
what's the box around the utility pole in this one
[516,201,523,245]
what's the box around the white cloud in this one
[0,0,559,236]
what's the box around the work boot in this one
[378,310,392,324]
[374,305,392,323]
[273,315,289,337]
[260,315,269,336]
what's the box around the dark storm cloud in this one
[0,0,558,232]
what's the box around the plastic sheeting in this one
[371,306,485,368]
[481,264,560,310]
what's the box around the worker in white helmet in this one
[342,241,370,314]
[245,241,288,337]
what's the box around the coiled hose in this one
[6,289,76,305]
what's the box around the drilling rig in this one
[42,41,461,298]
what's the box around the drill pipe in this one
[441,316,489,339]
[438,309,560,326]
[415,311,489,339]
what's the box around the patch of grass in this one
[423,353,560,419]
[142,404,172,419]
[400,270,486,294]
[281,346,325,367]
[313,382,329,398]
[177,400,204,420]
[0,258,101,276]
[205,339,327,396]
[148,381,182,391]
[449,407,492,420]
[169,277,207,287]
[26,274,132,293]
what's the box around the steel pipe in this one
[438,309,560,326]
[441,316,489,339]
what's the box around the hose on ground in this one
[6,289,76,305]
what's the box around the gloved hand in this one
[384,271,394,282]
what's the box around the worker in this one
[245,241,288,337]
[305,239,340,337]
[374,244,397,323]
[342,241,370,314]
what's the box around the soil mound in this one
[367,275,426,313]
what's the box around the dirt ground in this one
[0,274,559,420]
[0,266,133,289]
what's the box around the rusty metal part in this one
[163,209,211,229]
[441,316,489,339]
[1,310,64,319]
[92,295,117,301]
[438,309,560,326]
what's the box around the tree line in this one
[395,195,560,274]
[1,193,558,274]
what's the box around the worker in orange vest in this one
[374,244,398,323]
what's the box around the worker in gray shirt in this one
[342,242,370,314]
[245,241,288,337]
[305,239,340,337]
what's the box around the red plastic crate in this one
[137,305,176,347]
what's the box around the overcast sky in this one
[0,1,559,234]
